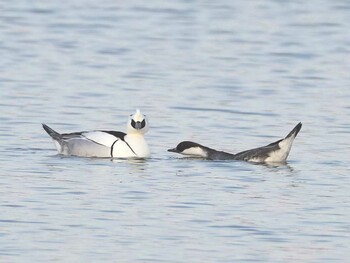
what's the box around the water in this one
[1,0,350,262]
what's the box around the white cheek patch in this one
[182,147,208,158]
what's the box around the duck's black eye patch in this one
[131,119,136,128]
[141,119,146,128]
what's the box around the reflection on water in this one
[1,0,350,262]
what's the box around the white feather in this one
[45,109,150,158]
[82,131,119,147]
[182,147,208,158]
[113,134,150,158]
[265,136,294,163]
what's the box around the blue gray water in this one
[1,1,350,262]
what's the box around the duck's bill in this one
[135,121,142,129]
[168,148,178,153]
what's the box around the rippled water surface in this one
[1,1,350,262]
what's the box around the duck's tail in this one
[271,122,302,162]
[285,122,302,139]
[42,124,61,140]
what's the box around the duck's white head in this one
[127,109,149,134]
[168,141,208,158]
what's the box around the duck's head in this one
[168,141,208,158]
[127,109,149,134]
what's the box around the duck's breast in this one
[117,135,150,158]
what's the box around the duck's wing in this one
[60,131,127,158]
[234,122,302,163]
[42,124,128,157]
[43,124,126,147]
[233,141,281,162]
[78,130,126,147]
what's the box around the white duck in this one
[43,109,150,158]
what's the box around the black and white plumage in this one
[42,109,150,158]
[168,122,302,163]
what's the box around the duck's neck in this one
[127,132,145,138]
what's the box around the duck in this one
[168,122,302,163]
[42,109,150,158]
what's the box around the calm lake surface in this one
[1,1,350,262]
